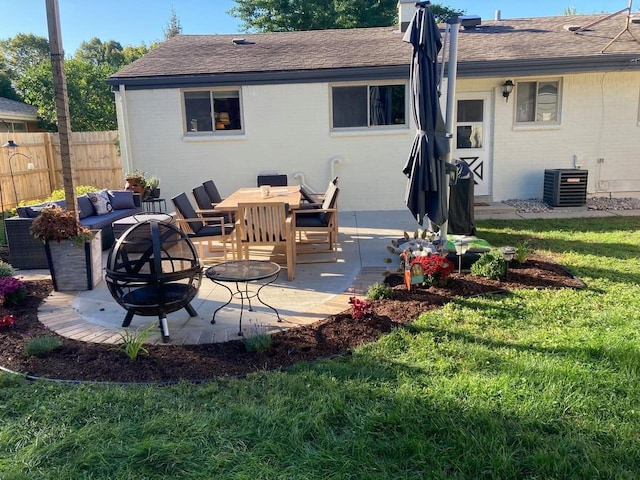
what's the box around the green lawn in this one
[1,216,640,479]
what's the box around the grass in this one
[1,216,640,479]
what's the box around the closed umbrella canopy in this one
[402,2,450,226]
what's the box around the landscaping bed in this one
[0,254,584,383]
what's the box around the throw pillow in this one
[77,195,95,219]
[108,190,136,210]
[87,190,113,215]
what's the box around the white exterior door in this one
[453,92,493,196]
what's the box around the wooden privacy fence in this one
[0,131,123,210]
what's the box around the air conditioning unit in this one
[543,169,588,207]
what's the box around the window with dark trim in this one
[332,84,406,129]
[184,89,242,133]
[515,80,560,124]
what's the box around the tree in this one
[229,0,464,32]
[0,72,20,100]
[75,38,124,68]
[0,33,50,81]
[16,59,117,131]
[164,7,183,40]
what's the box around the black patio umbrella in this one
[402,1,450,227]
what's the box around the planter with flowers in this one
[30,206,102,291]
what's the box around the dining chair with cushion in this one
[202,180,224,204]
[292,185,340,263]
[193,185,233,223]
[257,174,288,187]
[299,176,339,209]
[235,201,295,280]
[171,192,235,262]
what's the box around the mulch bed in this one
[0,254,584,383]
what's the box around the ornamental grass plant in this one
[1,216,640,479]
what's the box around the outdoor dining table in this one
[213,185,302,214]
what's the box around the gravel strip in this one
[503,197,640,213]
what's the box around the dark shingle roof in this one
[108,13,640,87]
[0,97,38,119]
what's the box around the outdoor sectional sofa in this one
[6,190,142,270]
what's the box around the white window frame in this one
[514,79,562,126]
[330,81,408,131]
[182,87,244,136]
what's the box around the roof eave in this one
[106,65,410,90]
[457,55,640,77]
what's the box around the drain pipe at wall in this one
[330,155,343,181]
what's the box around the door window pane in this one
[457,100,483,122]
[456,125,483,149]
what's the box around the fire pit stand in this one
[105,220,202,343]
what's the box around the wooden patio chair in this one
[235,201,296,280]
[299,176,339,208]
[193,185,233,223]
[171,192,235,262]
[292,185,340,263]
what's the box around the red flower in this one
[349,296,373,319]
[410,254,455,285]
[0,315,15,327]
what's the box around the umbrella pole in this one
[440,15,460,246]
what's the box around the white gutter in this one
[115,84,133,175]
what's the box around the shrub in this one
[0,261,14,278]
[48,185,99,201]
[117,325,153,360]
[0,276,26,306]
[25,336,62,357]
[244,333,273,353]
[367,282,394,300]
[470,250,506,280]
[515,241,533,264]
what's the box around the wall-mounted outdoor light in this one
[502,80,515,102]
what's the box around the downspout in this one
[115,84,132,176]
[440,15,460,244]
[330,155,343,180]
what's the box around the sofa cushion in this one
[79,207,139,230]
[87,190,113,215]
[109,190,136,210]
[77,195,95,219]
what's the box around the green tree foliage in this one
[164,7,183,40]
[229,0,464,31]
[0,33,49,81]
[16,59,117,131]
[0,72,20,100]
[75,38,124,68]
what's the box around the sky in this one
[0,0,630,56]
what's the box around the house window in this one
[515,80,560,124]
[184,89,242,133]
[332,84,406,129]
[0,121,27,133]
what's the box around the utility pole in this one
[45,0,78,219]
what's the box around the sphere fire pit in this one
[105,219,202,343]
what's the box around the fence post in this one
[43,133,57,192]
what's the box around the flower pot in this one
[44,230,103,291]
[125,176,145,196]
[150,187,161,198]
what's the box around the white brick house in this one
[107,4,640,210]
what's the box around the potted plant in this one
[30,206,103,291]
[124,169,147,196]
[146,176,161,199]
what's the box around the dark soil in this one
[0,255,584,383]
